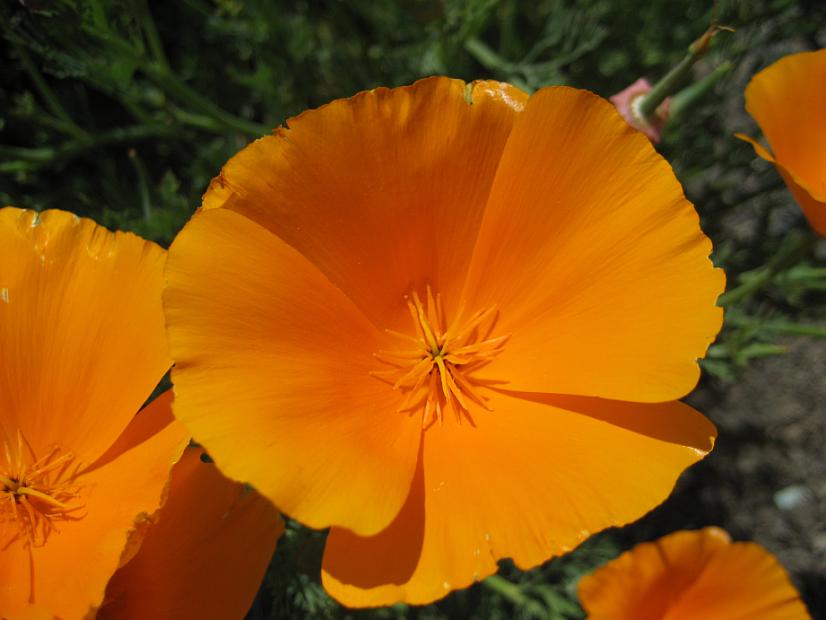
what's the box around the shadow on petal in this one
[323,442,425,590]
[495,389,715,452]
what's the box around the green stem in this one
[670,61,732,119]
[141,62,269,136]
[726,315,826,338]
[80,25,268,136]
[170,106,232,132]
[638,55,696,119]
[137,0,170,69]
[127,149,153,221]
[637,24,729,119]
[7,36,88,140]
[465,37,516,73]
[483,576,547,618]
[0,124,175,171]
[719,234,816,306]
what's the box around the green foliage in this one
[2,0,826,617]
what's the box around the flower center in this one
[1,432,84,548]
[372,288,509,426]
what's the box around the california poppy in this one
[0,208,284,618]
[0,208,188,617]
[578,527,811,619]
[164,77,724,606]
[738,48,826,237]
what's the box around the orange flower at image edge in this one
[0,208,282,619]
[738,48,826,237]
[578,527,811,619]
[164,77,725,606]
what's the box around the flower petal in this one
[0,208,170,466]
[744,49,826,203]
[462,87,724,402]
[201,77,526,328]
[99,446,283,619]
[321,392,715,606]
[737,133,826,237]
[0,391,187,619]
[578,527,811,619]
[164,207,423,536]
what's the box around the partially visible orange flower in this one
[578,527,811,619]
[0,208,188,618]
[99,443,284,619]
[738,49,826,237]
[164,77,724,606]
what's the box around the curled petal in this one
[99,446,283,619]
[741,49,826,236]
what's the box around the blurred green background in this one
[2,0,825,618]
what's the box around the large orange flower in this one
[738,48,826,236]
[0,208,188,618]
[164,77,725,606]
[578,527,811,619]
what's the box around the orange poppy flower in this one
[99,443,284,618]
[1,208,283,618]
[0,207,189,617]
[738,49,826,237]
[578,527,811,619]
[164,77,724,606]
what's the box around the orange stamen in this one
[1,435,85,548]
[373,286,508,426]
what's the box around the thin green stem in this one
[6,36,88,140]
[80,24,268,136]
[465,37,516,73]
[170,106,232,132]
[670,61,732,119]
[127,149,153,221]
[137,0,170,69]
[638,54,696,119]
[0,124,176,171]
[726,315,826,338]
[141,62,269,136]
[483,576,548,618]
[719,234,816,306]
[638,24,730,120]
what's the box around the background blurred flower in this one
[738,48,826,237]
[99,443,284,619]
[0,208,188,618]
[164,77,724,606]
[578,527,811,619]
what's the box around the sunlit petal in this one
[322,393,715,607]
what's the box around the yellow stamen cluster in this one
[373,288,508,427]
[1,431,84,548]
